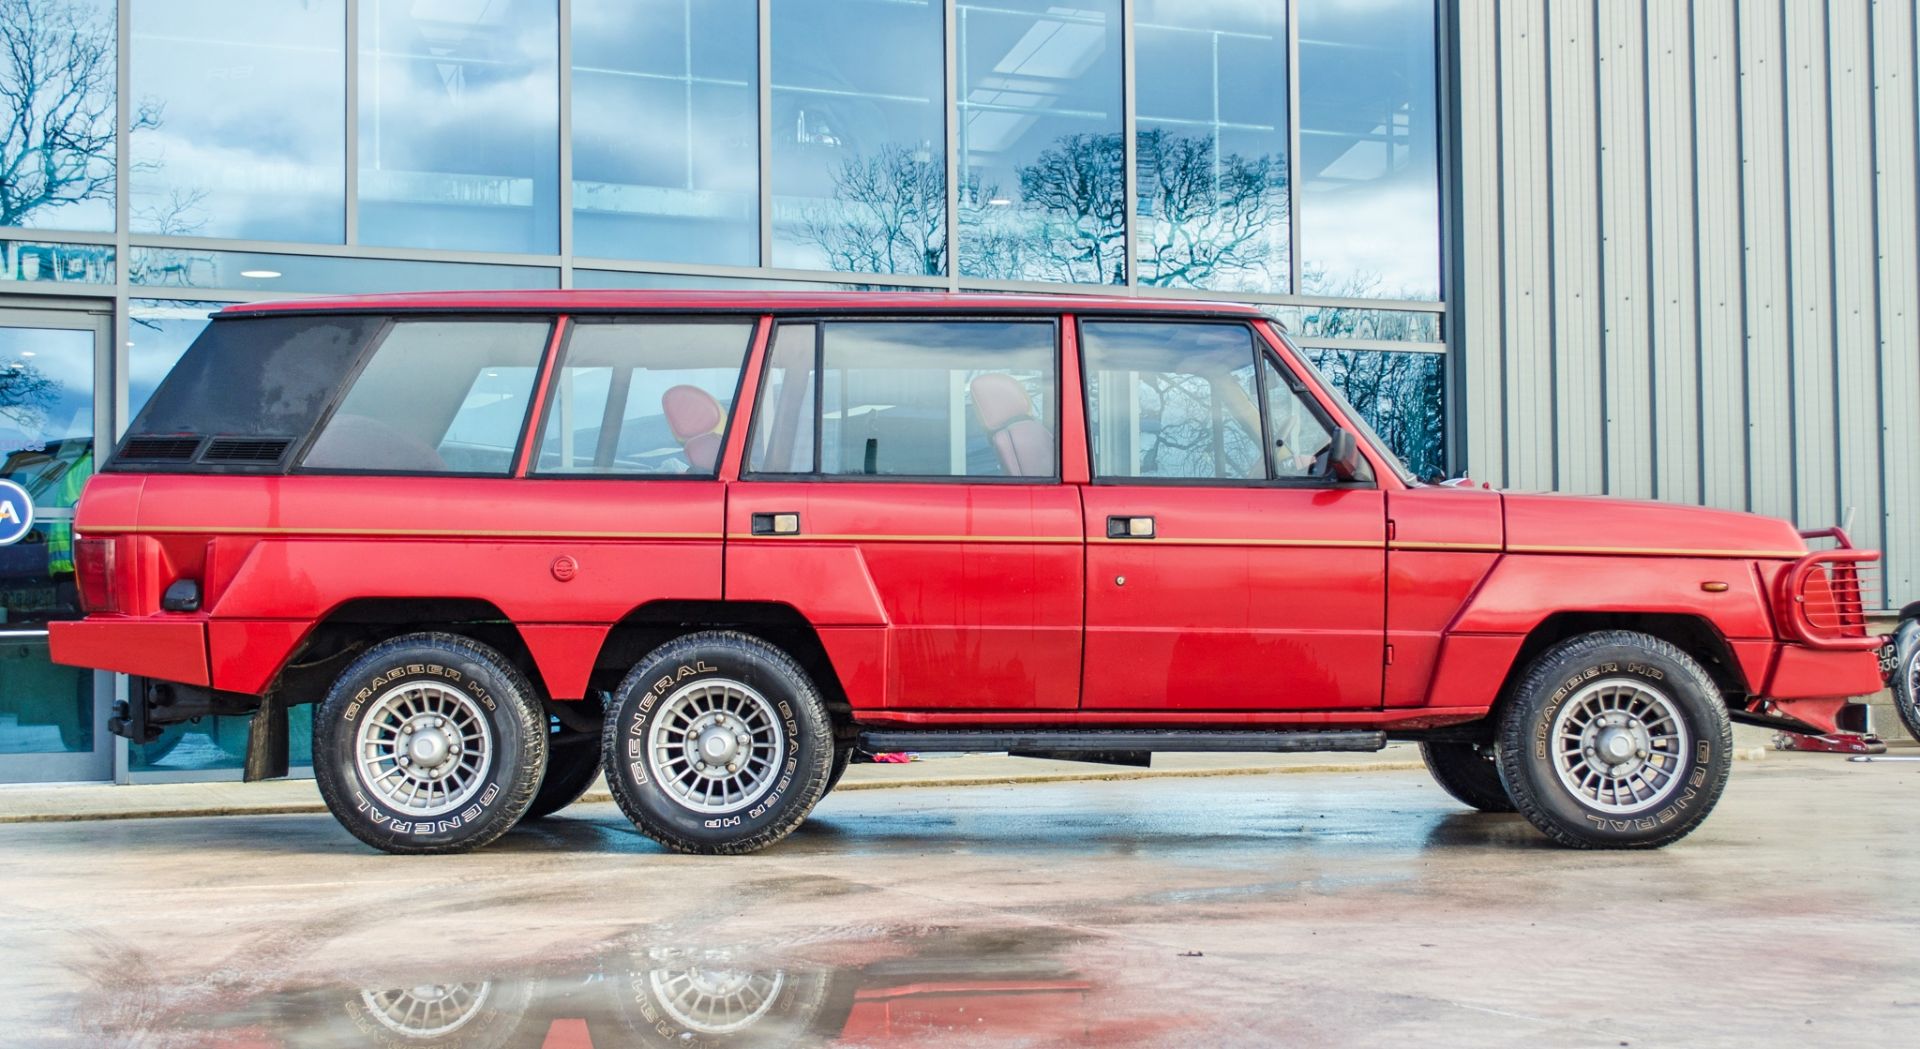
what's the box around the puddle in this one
[134,929,1118,1048]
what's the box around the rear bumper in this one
[47,616,211,687]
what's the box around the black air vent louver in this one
[199,437,293,464]
[119,436,203,461]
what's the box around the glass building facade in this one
[0,0,1446,785]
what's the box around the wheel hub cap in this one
[354,684,492,817]
[646,680,786,814]
[1550,678,1690,813]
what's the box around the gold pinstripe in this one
[76,525,1805,559]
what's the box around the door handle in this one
[1106,515,1156,539]
[750,512,802,536]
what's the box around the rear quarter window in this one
[114,314,386,470]
[302,320,554,476]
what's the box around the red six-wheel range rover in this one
[48,292,1910,854]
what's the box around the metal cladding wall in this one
[1446,0,1920,610]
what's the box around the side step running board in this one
[857,729,1387,754]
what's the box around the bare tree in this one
[0,0,158,227]
[796,144,945,276]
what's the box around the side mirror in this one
[1319,428,1363,482]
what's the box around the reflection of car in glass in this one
[0,437,93,609]
[48,292,1907,855]
[2,438,93,751]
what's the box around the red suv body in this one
[48,292,1895,853]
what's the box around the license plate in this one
[1880,643,1900,678]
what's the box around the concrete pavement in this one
[1,752,1915,1047]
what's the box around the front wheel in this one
[313,632,547,854]
[602,631,835,855]
[1496,630,1732,849]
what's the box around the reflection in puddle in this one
[170,933,1099,1047]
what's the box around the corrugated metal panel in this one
[1738,0,1796,523]
[1783,0,1838,529]
[1645,0,1701,505]
[1499,0,1553,488]
[1693,0,1747,512]
[1448,0,1916,609]
[1547,0,1602,493]
[1827,0,1883,557]
[1597,0,1652,499]
[1455,0,1506,486]
[1870,0,1920,603]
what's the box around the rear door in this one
[1076,318,1387,711]
[725,317,1083,712]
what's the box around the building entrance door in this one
[0,307,112,783]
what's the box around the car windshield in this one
[1266,323,1420,486]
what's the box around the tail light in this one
[1777,528,1881,650]
[74,537,118,614]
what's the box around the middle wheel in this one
[602,631,835,854]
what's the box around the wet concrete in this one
[1,757,1915,1048]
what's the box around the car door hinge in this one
[1384,644,1394,666]
[1386,519,1397,541]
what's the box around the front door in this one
[0,307,113,782]
[1076,319,1387,712]
[726,318,1083,711]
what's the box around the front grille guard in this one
[1777,527,1883,651]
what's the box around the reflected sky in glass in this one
[127,300,228,422]
[1134,0,1289,294]
[957,0,1123,285]
[130,1,345,242]
[1,0,117,232]
[771,0,946,276]
[571,0,757,266]
[359,0,560,253]
[1298,0,1441,300]
[127,248,558,293]
[0,328,91,459]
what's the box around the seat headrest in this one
[661,385,725,441]
[969,373,1036,431]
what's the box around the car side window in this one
[1262,356,1346,480]
[1082,321,1266,481]
[532,320,754,476]
[747,320,1058,479]
[302,319,552,475]
[747,323,818,473]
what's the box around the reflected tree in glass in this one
[774,0,945,276]
[956,0,1122,285]
[1307,347,1445,480]
[1134,0,1289,293]
[0,0,142,232]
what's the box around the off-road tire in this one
[1419,740,1514,812]
[822,742,855,798]
[1496,630,1732,849]
[601,631,835,855]
[1891,613,1920,744]
[521,735,602,820]
[314,632,547,855]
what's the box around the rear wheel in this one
[1419,741,1513,813]
[521,735,602,820]
[601,632,835,855]
[1891,616,1920,743]
[822,742,855,798]
[1496,630,1731,849]
[313,632,546,854]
